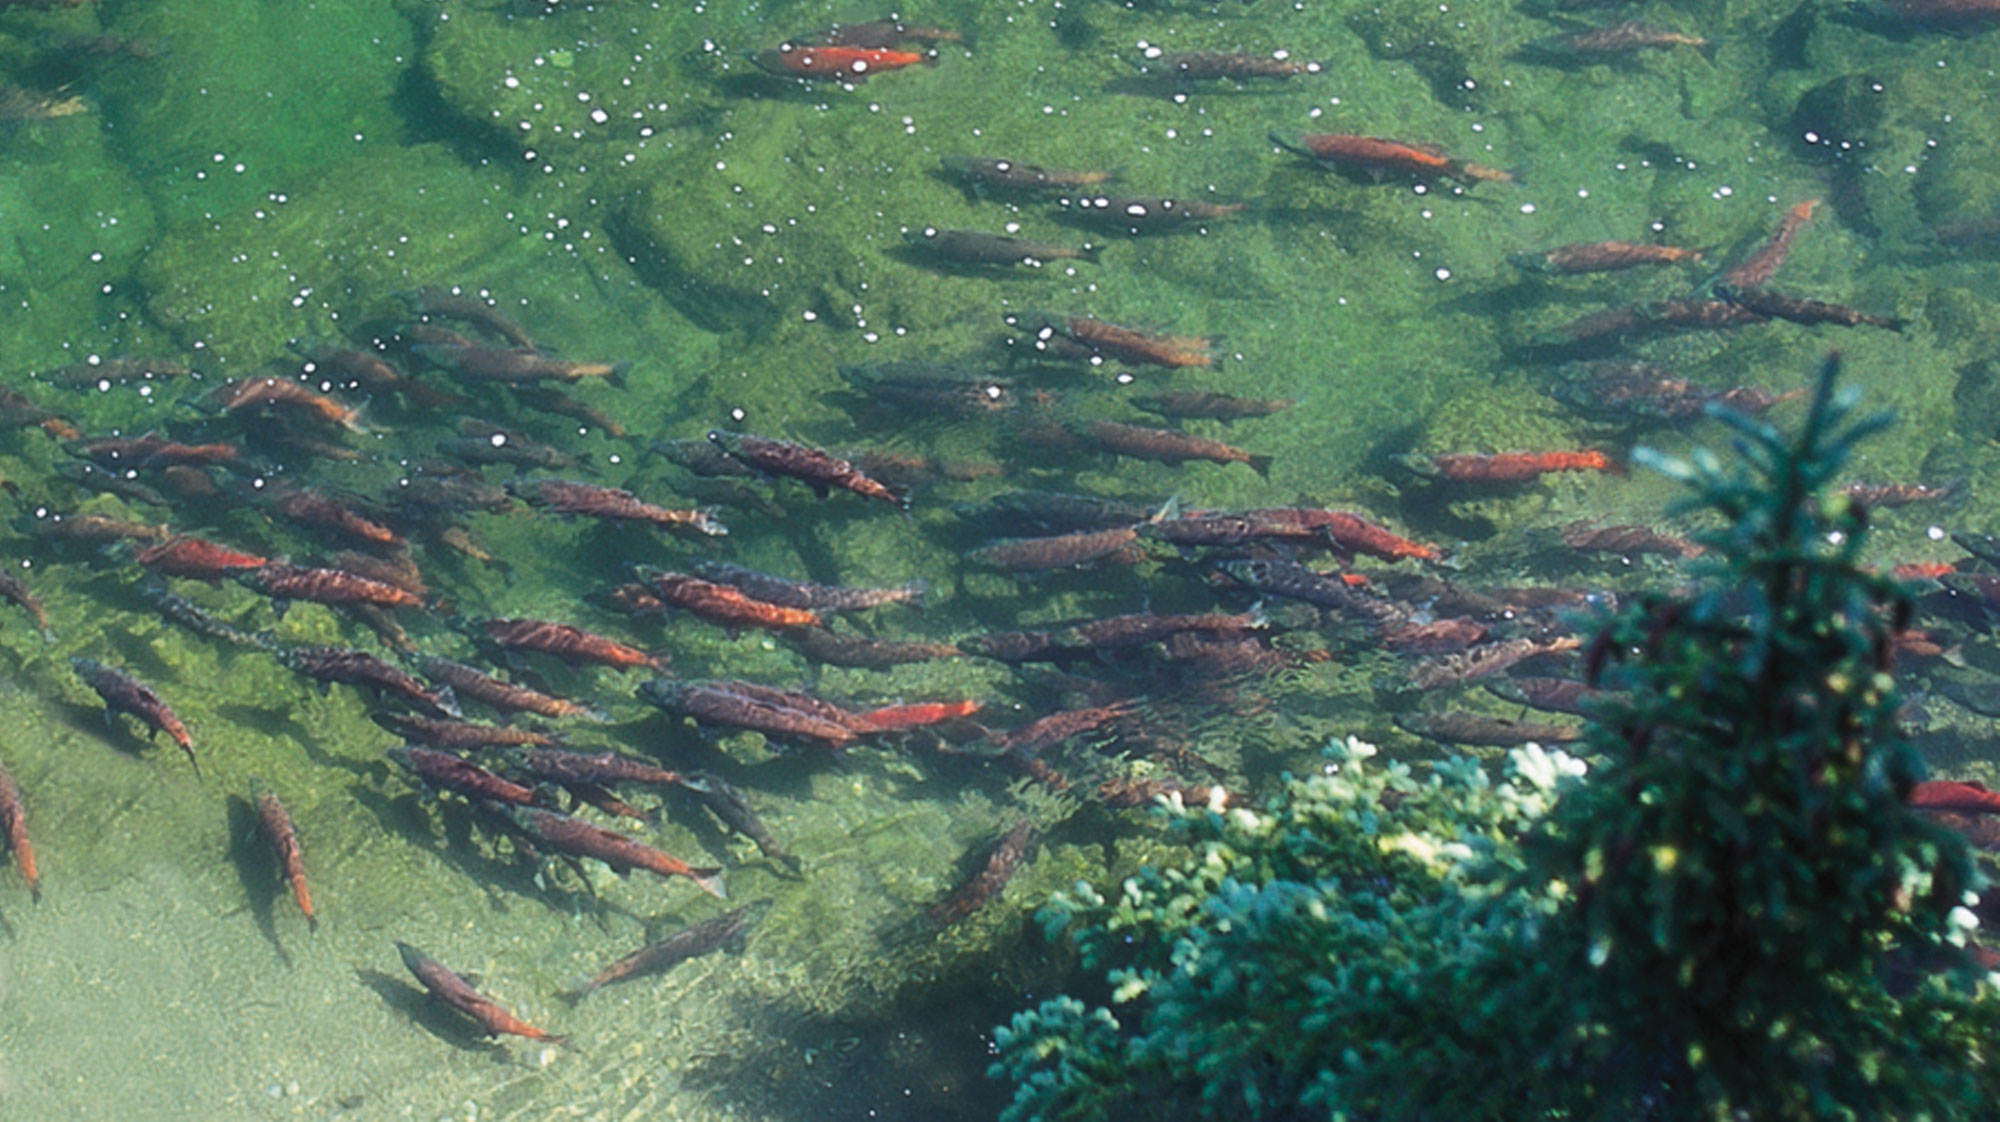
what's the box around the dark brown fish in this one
[1719,199,1819,289]
[1398,710,1582,747]
[441,423,584,474]
[69,432,243,470]
[1841,480,1955,507]
[940,156,1117,194]
[1249,508,1445,562]
[654,437,756,478]
[686,561,924,614]
[1058,195,1249,233]
[1713,284,1905,332]
[848,448,1002,488]
[414,342,627,384]
[237,563,426,613]
[1510,241,1704,274]
[0,757,38,901]
[29,511,170,546]
[43,355,192,390]
[1131,390,1294,420]
[390,745,544,807]
[139,580,270,648]
[386,463,515,516]
[373,713,558,751]
[968,526,1144,572]
[56,460,168,506]
[638,678,860,748]
[72,657,198,774]
[1552,361,1803,422]
[1550,20,1707,55]
[685,770,801,873]
[1026,314,1218,369]
[270,487,403,549]
[1080,420,1270,474]
[1214,559,1399,627]
[635,568,823,631]
[256,789,316,930]
[401,286,538,347]
[507,805,725,898]
[1537,298,1766,348]
[784,627,963,669]
[1142,50,1321,79]
[510,746,693,792]
[277,646,460,717]
[482,618,668,672]
[514,479,727,537]
[512,384,628,437]
[1485,675,1608,716]
[1559,521,1704,558]
[927,819,1035,923]
[835,362,1017,416]
[1139,511,1324,548]
[298,345,462,409]
[395,941,566,1045]
[986,702,1134,757]
[0,385,74,437]
[568,902,763,1000]
[1402,635,1583,690]
[707,430,905,507]
[1064,610,1265,652]
[905,227,1100,267]
[0,569,51,639]
[958,628,1071,664]
[415,656,606,721]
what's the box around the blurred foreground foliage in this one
[994,356,2000,1121]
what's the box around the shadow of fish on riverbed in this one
[223,794,290,968]
[354,967,510,1056]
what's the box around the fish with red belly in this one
[1274,131,1516,185]
[72,657,199,775]
[256,788,316,931]
[708,430,906,508]
[395,941,566,1046]
[751,41,932,81]
[507,804,726,898]
[0,756,38,901]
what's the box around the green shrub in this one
[994,357,2000,1121]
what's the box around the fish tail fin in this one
[900,578,930,611]
[1079,243,1103,263]
[1247,453,1275,479]
[608,361,634,388]
[559,982,595,1006]
[305,912,320,933]
[692,867,728,899]
[1267,130,1311,160]
[344,398,376,436]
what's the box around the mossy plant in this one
[994,354,2000,1121]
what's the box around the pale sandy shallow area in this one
[0,677,1033,1122]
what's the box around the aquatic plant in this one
[993,355,2000,1120]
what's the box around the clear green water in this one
[1,0,1998,1117]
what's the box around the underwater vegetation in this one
[995,356,2000,1121]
